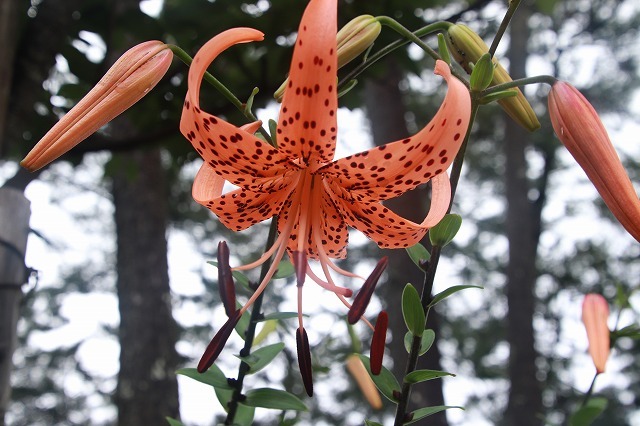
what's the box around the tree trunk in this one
[502,5,543,425]
[0,187,30,426]
[0,0,20,157]
[364,60,448,426]
[107,1,179,423]
[112,148,180,425]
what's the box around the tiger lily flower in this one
[181,0,471,393]
[548,81,640,242]
[581,294,610,374]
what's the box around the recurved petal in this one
[332,173,451,249]
[180,29,296,184]
[277,0,339,166]
[319,60,469,201]
[549,81,640,242]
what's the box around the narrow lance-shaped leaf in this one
[244,388,308,411]
[357,354,401,403]
[402,283,425,337]
[429,285,483,307]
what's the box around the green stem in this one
[580,374,599,408]
[168,44,273,145]
[225,219,279,425]
[488,0,523,57]
[393,100,479,425]
[481,75,557,96]
[337,21,457,91]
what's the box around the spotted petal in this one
[277,0,339,167]
[180,28,297,188]
[332,173,452,248]
[319,60,470,201]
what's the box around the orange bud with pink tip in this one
[21,40,172,171]
[581,294,610,374]
[548,81,640,242]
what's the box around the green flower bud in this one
[446,23,540,131]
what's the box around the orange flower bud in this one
[21,40,173,171]
[548,81,640,242]
[581,294,610,374]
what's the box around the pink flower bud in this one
[21,41,173,171]
[548,81,640,242]
[581,294,610,374]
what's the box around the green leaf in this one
[274,258,295,279]
[405,243,431,269]
[479,89,518,105]
[232,404,255,426]
[570,397,608,426]
[235,302,251,340]
[237,342,285,374]
[365,421,384,426]
[358,354,401,403]
[429,214,462,247]
[470,53,494,91]
[437,33,451,65]
[166,417,185,426]
[612,324,640,340]
[176,366,231,390]
[405,406,464,424]
[215,386,233,412]
[402,284,425,337]
[404,369,455,384]
[403,329,435,355]
[429,285,483,307]
[244,388,308,411]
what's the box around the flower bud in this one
[336,15,381,69]
[446,24,540,131]
[21,41,173,171]
[548,81,640,242]
[581,294,610,374]
[274,15,381,102]
[346,354,383,409]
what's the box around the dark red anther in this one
[292,250,307,287]
[369,310,388,375]
[197,309,242,373]
[296,327,313,396]
[217,241,236,317]
[347,257,388,324]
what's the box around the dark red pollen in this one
[370,310,388,375]
[347,257,388,324]
[217,241,236,317]
[197,309,242,373]
[296,327,313,396]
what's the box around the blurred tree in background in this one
[0,0,638,425]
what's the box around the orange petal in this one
[180,29,297,185]
[548,81,640,242]
[319,60,470,201]
[22,41,172,171]
[581,294,610,374]
[277,0,338,166]
[332,173,452,248]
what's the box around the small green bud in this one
[437,33,451,65]
[446,23,540,131]
[469,53,495,91]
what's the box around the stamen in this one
[347,257,388,324]
[198,309,242,373]
[217,241,236,317]
[296,327,313,397]
[305,265,353,297]
[369,310,388,375]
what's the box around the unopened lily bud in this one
[336,15,381,69]
[581,294,610,374]
[21,40,173,171]
[446,23,540,131]
[346,354,383,410]
[548,81,640,242]
[274,15,381,102]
